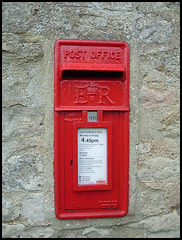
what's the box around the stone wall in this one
[2,2,180,238]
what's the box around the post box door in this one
[55,110,129,216]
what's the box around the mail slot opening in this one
[62,70,123,81]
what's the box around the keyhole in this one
[70,160,73,166]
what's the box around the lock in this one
[54,39,130,219]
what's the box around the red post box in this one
[54,40,129,219]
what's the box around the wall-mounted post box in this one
[54,40,129,219]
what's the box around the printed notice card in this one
[78,128,107,185]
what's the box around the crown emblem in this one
[87,86,98,100]
[87,86,98,94]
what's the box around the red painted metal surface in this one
[54,39,129,219]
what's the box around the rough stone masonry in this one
[2,2,180,238]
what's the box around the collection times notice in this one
[77,128,107,185]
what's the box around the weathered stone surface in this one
[21,193,46,226]
[2,224,25,238]
[2,198,20,222]
[2,2,180,238]
[128,210,180,233]
[138,142,151,154]
[82,227,110,236]
[138,156,179,181]
[139,86,177,109]
[148,231,180,238]
[107,225,145,238]
[2,153,44,191]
